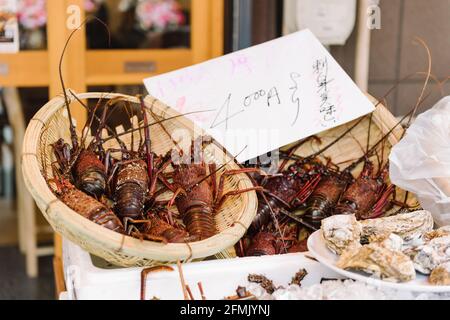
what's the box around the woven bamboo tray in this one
[22,91,258,267]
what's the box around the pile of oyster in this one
[321,211,450,285]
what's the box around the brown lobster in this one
[243,222,307,256]
[51,176,124,233]
[126,215,191,243]
[248,122,371,234]
[334,161,394,220]
[50,20,128,199]
[163,139,262,241]
[296,109,416,228]
[51,96,116,199]
[301,170,351,229]
[249,137,324,234]
[108,96,172,221]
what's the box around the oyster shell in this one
[377,233,404,251]
[424,226,450,242]
[429,262,450,286]
[336,242,416,282]
[412,236,450,274]
[321,214,362,255]
[360,211,434,246]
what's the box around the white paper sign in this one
[144,29,374,162]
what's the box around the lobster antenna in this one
[59,17,110,151]
[343,89,434,173]
[245,173,287,253]
[302,69,444,163]
[304,115,367,161]
[185,145,249,192]
[81,95,103,148]
[121,99,135,153]
[138,95,154,184]
[68,90,127,151]
[405,37,432,130]
[146,100,182,151]
[366,113,373,153]
[101,110,214,143]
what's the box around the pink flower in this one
[85,0,104,13]
[18,0,47,30]
[17,0,104,30]
[136,0,185,31]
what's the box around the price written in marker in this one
[144,29,374,163]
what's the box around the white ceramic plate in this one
[307,230,450,293]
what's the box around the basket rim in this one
[22,91,259,261]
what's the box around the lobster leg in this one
[288,173,322,206]
[215,186,264,211]
[140,266,174,300]
[166,187,186,209]
[365,184,395,219]
[148,154,172,198]
[80,97,102,149]
[158,174,177,193]
[214,168,261,202]
[126,224,141,236]
[123,217,149,233]
[278,136,321,172]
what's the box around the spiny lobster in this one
[163,138,263,241]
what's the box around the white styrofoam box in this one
[62,238,342,300]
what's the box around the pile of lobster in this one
[236,112,419,258]
[47,93,262,244]
[47,89,417,254]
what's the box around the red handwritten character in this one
[230,54,252,75]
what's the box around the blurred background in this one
[0,0,448,299]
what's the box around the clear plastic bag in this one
[390,96,450,226]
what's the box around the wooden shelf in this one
[0,0,224,91]
[0,49,194,87]
[0,51,49,87]
[86,49,192,86]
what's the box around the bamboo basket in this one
[22,91,258,267]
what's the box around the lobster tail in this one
[246,232,277,256]
[182,203,216,240]
[304,175,347,228]
[304,193,335,227]
[60,183,124,233]
[114,160,149,219]
[90,208,125,233]
[249,197,278,234]
[115,182,146,219]
[73,150,106,198]
[334,166,385,218]
[143,218,189,243]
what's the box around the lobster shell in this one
[73,149,106,198]
[114,160,149,219]
[59,181,124,233]
[172,163,216,240]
